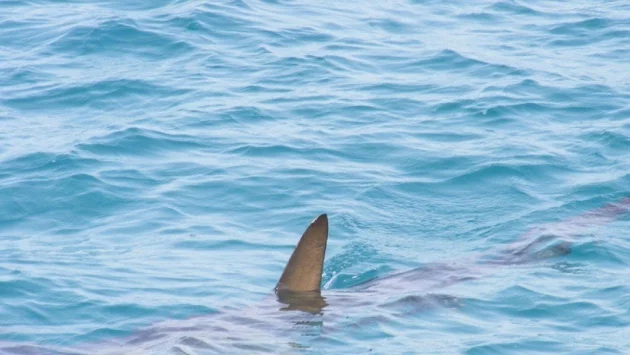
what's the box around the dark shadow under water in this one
[1,198,628,354]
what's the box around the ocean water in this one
[1,0,630,353]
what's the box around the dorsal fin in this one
[275,214,328,293]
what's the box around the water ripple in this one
[1,0,630,353]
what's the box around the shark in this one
[1,198,629,354]
[278,196,630,313]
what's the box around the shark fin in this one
[275,214,328,293]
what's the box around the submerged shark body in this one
[2,198,629,354]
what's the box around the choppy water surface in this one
[1,0,630,354]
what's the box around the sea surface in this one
[1,0,630,354]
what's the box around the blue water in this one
[1,0,630,353]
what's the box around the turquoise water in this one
[1,0,630,353]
